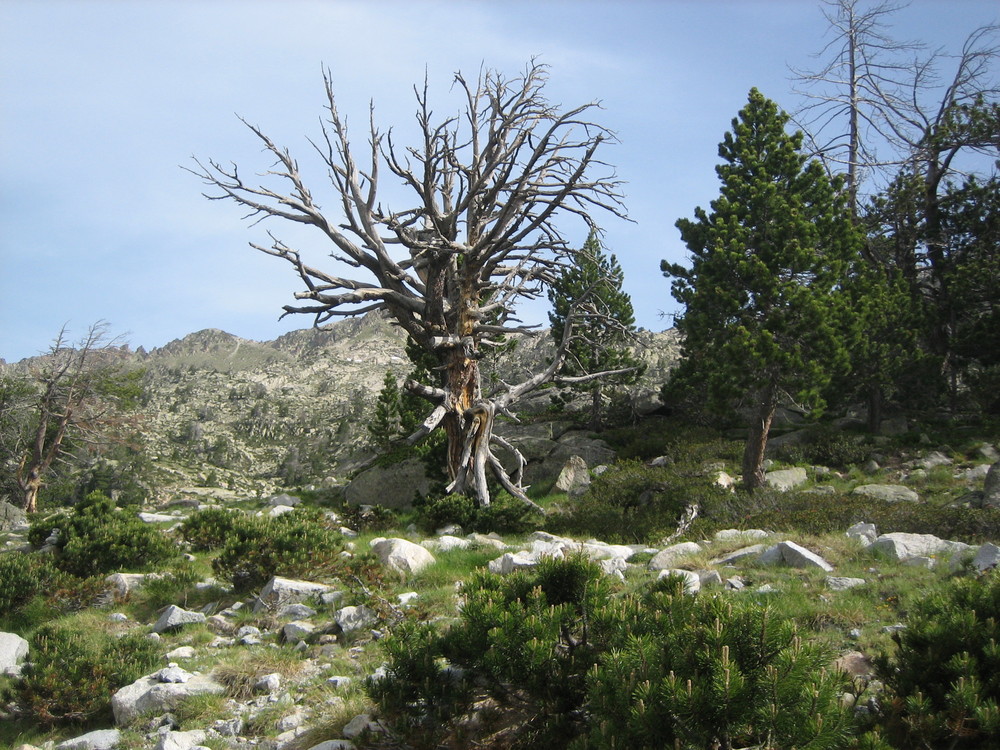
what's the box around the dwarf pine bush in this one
[14,620,160,726]
[28,491,175,577]
[877,569,1000,748]
[210,509,348,592]
[369,556,855,749]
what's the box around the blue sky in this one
[1,0,996,362]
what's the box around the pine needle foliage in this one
[369,556,856,749]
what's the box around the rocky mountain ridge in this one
[3,312,680,503]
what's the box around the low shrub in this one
[552,460,727,543]
[0,552,59,615]
[415,491,540,535]
[27,491,176,577]
[14,620,160,726]
[370,556,856,749]
[692,491,1000,544]
[777,426,870,469]
[178,507,242,551]
[211,509,348,592]
[876,569,1000,748]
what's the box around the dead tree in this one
[14,322,135,513]
[191,62,629,507]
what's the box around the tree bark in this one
[742,386,777,491]
[867,386,883,435]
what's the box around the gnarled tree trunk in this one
[742,385,777,491]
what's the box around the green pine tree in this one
[548,232,645,431]
[368,371,403,450]
[663,88,862,490]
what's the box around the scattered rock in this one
[711,544,767,566]
[846,522,878,546]
[851,484,919,503]
[279,603,317,619]
[0,500,28,531]
[346,457,431,509]
[879,417,908,436]
[764,467,808,492]
[267,493,301,507]
[55,729,122,750]
[835,651,874,678]
[283,621,316,642]
[164,647,196,661]
[826,577,866,591]
[335,605,378,634]
[106,572,164,597]
[647,542,702,570]
[973,543,1000,572]
[342,713,380,739]
[371,537,436,574]
[759,541,834,572]
[152,729,207,750]
[112,670,225,725]
[917,451,952,470]
[714,529,769,542]
[152,605,206,633]
[0,631,29,675]
[982,461,1000,508]
[255,576,334,613]
[555,454,591,496]
[256,672,281,693]
[870,532,974,563]
[307,741,356,750]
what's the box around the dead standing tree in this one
[191,63,629,507]
[14,322,134,513]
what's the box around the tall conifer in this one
[664,89,861,489]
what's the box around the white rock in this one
[0,632,29,675]
[279,603,317,619]
[342,714,378,739]
[371,537,436,574]
[138,512,178,524]
[157,664,193,683]
[846,522,878,546]
[283,621,316,642]
[256,672,282,692]
[335,605,378,634]
[424,535,471,552]
[870,532,974,562]
[714,529,769,541]
[327,675,353,689]
[112,671,225,725]
[974,543,1000,572]
[307,742,355,750]
[164,646,196,661]
[648,542,702,570]
[825,577,866,591]
[152,605,206,633]
[711,544,767,565]
[56,729,122,750]
[267,504,297,518]
[255,576,334,613]
[918,451,952,470]
[153,730,207,750]
[105,572,163,596]
[764,467,808,491]
[397,592,419,606]
[759,541,834,572]
[852,484,919,503]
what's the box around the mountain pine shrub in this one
[876,569,1000,748]
[553,460,727,543]
[0,552,59,616]
[12,619,159,726]
[369,556,856,749]
[210,509,350,592]
[27,491,176,577]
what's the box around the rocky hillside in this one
[93,313,680,502]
